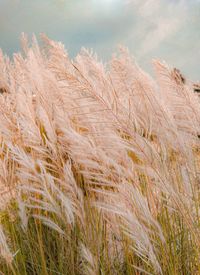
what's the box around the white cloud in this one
[137,0,160,17]
[0,0,199,80]
[128,0,188,57]
[138,18,182,56]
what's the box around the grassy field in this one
[0,34,200,274]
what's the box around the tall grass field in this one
[0,35,200,274]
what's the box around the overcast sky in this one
[0,0,199,81]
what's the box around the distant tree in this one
[193,83,200,93]
[171,68,186,85]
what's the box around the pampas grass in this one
[0,34,200,274]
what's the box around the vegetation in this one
[0,34,200,274]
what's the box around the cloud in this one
[138,18,182,57]
[127,0,188,57]
[0,0,199,80]
[136,0,160,17]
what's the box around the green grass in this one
[1,177,199,275]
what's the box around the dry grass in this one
[0,34,200,274]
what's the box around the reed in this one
[0,34,199,274]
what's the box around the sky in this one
[0,0,199,81]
